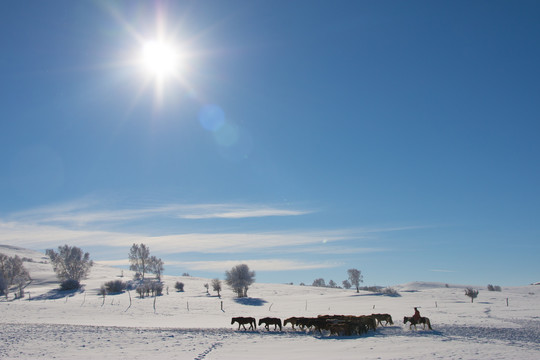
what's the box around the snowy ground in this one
[1,245,539,359]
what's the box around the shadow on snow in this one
[233,297,267,306]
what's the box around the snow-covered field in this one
[1,245,539,359]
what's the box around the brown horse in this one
[231,317,256,330]
[258,317,282,331]
[403,316,432,330]
[372,313,394,326]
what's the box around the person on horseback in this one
[412,307,421,322]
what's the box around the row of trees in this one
[0,253,31,298]
[312,269,364,292]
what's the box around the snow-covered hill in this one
[1,245,539,359]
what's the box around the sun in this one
[141,40,180,78]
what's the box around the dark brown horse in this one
[231,317,256,330]
[403,316,432,330]
[258,317,282,331]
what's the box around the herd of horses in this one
[231,313,432,336]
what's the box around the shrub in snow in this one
[104,280,127,294]
[175,281,184,292]
[136,280,163,298]
[60,279,81,291]
[151,281,163,296]
[360,286,383,292]
[487,284,502,292]
[381,287,399,296]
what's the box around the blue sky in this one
[1,1,539,286]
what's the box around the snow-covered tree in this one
[148,256,164,281]
[46,245,92,289]
[225,264,255,298]
[211,278,222,297]
[129,244,164,280]
[0,254,30,294]
[128,243,151,279]
[465,288,479,303]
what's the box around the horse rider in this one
[412,307,421,322]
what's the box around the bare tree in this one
[328,279,337,288]
[46,245,92,289]
[342,279,352,289]
[347,268,363,293]
[225,264,255,298]
[465,288,479,303]
[312,278,326,287]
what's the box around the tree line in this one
[37,243,255,299]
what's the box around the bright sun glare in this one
[142,40,179,78]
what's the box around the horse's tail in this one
[426,318,432,330]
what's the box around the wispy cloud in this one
[8,201,313,226]
[0,199,428,266]
[0,220,355,254]
[179,206,309,219]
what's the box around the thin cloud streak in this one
[0,221,354,254]
[9,201,312,225]
[180,208,310,219]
